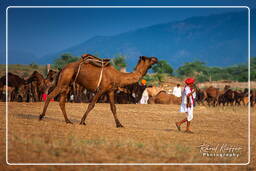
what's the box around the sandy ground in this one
[0,102,255,170]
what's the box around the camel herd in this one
[0,71,56,102]
[0,70,147,104]
[196,85,255,107]
[0,54,254,112]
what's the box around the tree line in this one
[49,53,254,84]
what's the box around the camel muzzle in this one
[151,57,158,64]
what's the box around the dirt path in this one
[0,102,255,170]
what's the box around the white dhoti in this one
[180,104,193,121]
[179,86,195,121]
[140,89,149,104]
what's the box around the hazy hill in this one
[38,10,249,70]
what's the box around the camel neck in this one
[115,62,149,87]
[116,71,142,87]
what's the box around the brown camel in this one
[205,86,219,106]
[148,91,181,105]
[147,86,163,97]
[0,85,15,101]
[0,72,28,101]
[27,71,53,101]
[46,69,58,82]
[39,54,158,127]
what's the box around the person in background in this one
[140,79,149,104]
[175,78,196,133]
[173,84,182,97]
[70,94,74,103]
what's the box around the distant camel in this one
[148,91,181,105]
[147,86,163,97]
[0,72,28,101]
[27,71,53,101]
[39,54,158,127]
[205,86,219,106]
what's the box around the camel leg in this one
[108,91,124,128]
[39,87,61,120]
[34,88,39,102]
[59,91,72,124]
[80,90,104,125]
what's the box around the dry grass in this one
[0,102,255,171]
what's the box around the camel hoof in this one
[116,123,124,128]
[39,114,44,121]
[65,120,73,124]
[80,122,86,125]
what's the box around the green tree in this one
[30,62,39,69]
[251,57,256,81]
[111,55,127,71]
[176,61,208,79]
[53,53,79,70]
[176,60,250,82]
[143,73,167,86]
[152,60,173,75]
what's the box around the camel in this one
[0,73,28,101]
[114,83,146,104]
[27,71,53,101]
[147,86,163,97]
[148,91,181,105]
[46,69,58,82]
[39,54,158,127]
[205,86,219,106]
[0,85,15,101]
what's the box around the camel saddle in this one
[81,54,111,67]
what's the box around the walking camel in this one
[39,54,158,127]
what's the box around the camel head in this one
[135,56,158,76]
[17,84,29,102]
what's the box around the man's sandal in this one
[185,130,194,134]
[175,122,181,131]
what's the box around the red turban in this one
[185,78,195,84]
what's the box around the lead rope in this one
[73,60,85,98]
[96,59,104,92]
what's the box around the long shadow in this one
[15,113,81,124]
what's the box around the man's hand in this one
[186,96,191,108]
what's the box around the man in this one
[173,84,182,97]
[140,79,148,104]
[175,78,196,133]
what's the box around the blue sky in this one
[1,0,256,63]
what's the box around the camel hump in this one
[156,90,167,96]
[81,54,111,67]
[81,54,111,62]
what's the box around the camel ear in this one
[140,56,147,60]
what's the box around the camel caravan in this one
[0,54,255,110]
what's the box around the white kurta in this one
[173,86,182,97]
[179,86,195,121]
[140,89,149,104]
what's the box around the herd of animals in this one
[0,70,255,107]
[0,54,255,108]
[0,70,144,104]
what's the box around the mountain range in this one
[10,10,253,71]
